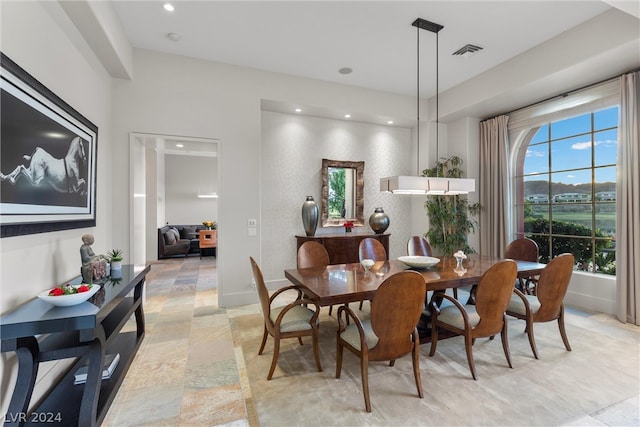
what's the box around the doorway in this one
[129,133,219,264]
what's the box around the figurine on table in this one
[80,234,107,283]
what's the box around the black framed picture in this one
[1,52,98,237]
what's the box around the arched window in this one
[512,106,618,275]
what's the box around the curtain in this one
[616,71,640,325]
[479,115,509,258]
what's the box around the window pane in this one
[551,168,591,188]
[524,175,549,200]
[594,203,616,237]
[524,143,549,175]
[595,238,616,276]
[524,208,549,233]
[551,114,590,140]
[595,166,616,201]
[551,135,592,171]
[594,106,619,130]
[594,129,617,166]
[551,204,592,234]
[552,236,591,270]
[530,125,549,144]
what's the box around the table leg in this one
[3,337,39,427]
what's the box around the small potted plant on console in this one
[108,249,124,271]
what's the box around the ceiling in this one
[111,0,617,100]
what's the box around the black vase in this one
[369,207,390,234]
[301,196,319,236]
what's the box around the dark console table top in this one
[0,264,151,341]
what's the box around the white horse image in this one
[0,137,87,195]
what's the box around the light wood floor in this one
[103,257,640,426]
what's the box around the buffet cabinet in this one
[295,233,390,265]
[0,264,150,427]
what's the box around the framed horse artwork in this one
[0,52,98,237]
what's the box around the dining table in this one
[284,254,547,342]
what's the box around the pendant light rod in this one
[411,18,443,177]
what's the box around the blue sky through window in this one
[523,106,618,185]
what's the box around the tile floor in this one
[103,257,640,427]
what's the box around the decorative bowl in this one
[397,256,440,269]
[38,284,101,307]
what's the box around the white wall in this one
[112,49,417,306]
[260,110,413,282]
[0,0,113,412]
[164,154,218,225]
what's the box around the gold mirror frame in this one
[321,159,365,227]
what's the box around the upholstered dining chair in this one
[249,257,322,380]
[429,259,518,380]
[297,241,333,314]
[336,271,426,412]
[505,237,539,294]
[407,235,433,257]
[506,253,574,359]
[358,238,387,309]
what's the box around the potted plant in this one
[422,156,480,255]
[107,249,124,270]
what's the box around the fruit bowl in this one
[37,284,101,307]
[397,256,440,269]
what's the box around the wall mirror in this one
[321,159,364,227]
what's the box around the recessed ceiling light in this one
[167,32,181,42]
[176,143,184,148]
[163,3,174,12]
[295,108,302,113]
[344,114,351,118]
[338,67,353,75]
[387,120,394,125]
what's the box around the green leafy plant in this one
[422,156,480,256]
[107,249,123,262]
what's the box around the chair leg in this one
[412,338,424,398]
[297,337,304,345]
[464,332,478,380]
[525,317,539,359]
[389,360,395,367]
[452,288,458,299]
[312,332,322,372]
[267,337,280,380]
[361,355,371,412]
[359,300,365,310]
[335,341,344,378]
[429,318,439,357]
[329,305,333,315]
[558,306,572,351]
[258,326,268,355]
[501,317,513,369]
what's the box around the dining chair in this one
[407,236,458,300]
[249,257,322,380]
[429,259,518,380]
[506,253,574,359]
[406,236,433,256]
[297,241,334,314]
[358,238,387,309]
[505,237,539,294]
[336,271,426,412]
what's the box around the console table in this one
[295,233,390,264]
[0,264,150,427]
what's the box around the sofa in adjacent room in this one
[158,225,211,259]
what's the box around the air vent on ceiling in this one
[452,44,483,57]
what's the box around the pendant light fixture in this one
[380,18,475,195]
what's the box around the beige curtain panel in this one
[479,115,510,258]
[616,71,640,326]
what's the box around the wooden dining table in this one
[284,254,546,308]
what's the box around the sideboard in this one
[295,233,390,265]
[0,264,150,427]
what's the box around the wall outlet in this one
[248,219,257,227]
[251,279,256,288]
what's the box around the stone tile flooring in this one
[103,257,640,426]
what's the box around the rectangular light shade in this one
[380,176,475,195]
